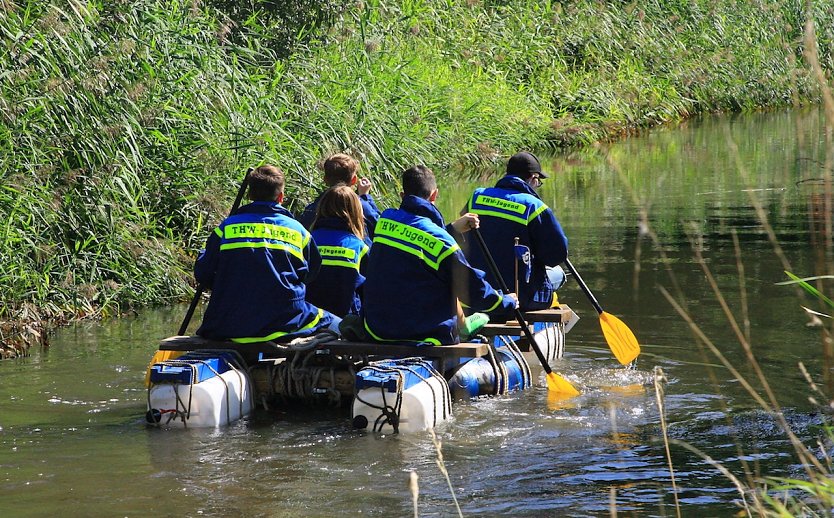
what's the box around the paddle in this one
[177,168,252,335]
[471,228,580,397]
[514,237,520,297]
[563,258,640,365]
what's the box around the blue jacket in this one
[464,175,568,310]
[306,217,369,317]
[363,195,516,345]
[298,191,380,246]
[195,201,333,343]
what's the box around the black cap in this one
[506,152,547,179]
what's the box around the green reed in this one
[616,13,834,516]
[748,16,834,515]
[1,0,832,356]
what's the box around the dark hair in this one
[323,153,359,186]
[401,165,436,199]
[311,184,365,240]
[248,165,285,201]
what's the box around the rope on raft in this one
[352,358,451,433]
[263,330,357,406]
[146,349,252,427]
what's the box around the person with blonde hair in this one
[305,185,369,317]
[298,153,380,244]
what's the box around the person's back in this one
[306,185,369,317]
[298,153,380,244]
[363,165,516,345]
[195,165,337,343]
[463,152,568,311]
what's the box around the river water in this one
[1,107,832,517]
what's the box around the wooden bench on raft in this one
[157,307,573,370]
[476,306,575,350]
[158,335,489,374]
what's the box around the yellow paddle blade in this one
[605,384,646,396]
[547,391,578,411]
[546,372,580,397]
[600,311,640,365]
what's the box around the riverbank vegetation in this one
[633,23,834,515]
[2,0,833,356]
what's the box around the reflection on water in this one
[1,107,832,515]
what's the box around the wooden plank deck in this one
[481,307,574,351]
[466,306,574,337]
[158,335,488,372]
[522,306,574,323]
[477,323,531,337]
[157,306,572,365]
[313,340,488,359]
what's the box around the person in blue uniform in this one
[305,184,369,317]
[362,165,517,345]
[462,151,568,311]
[298,153,380,245]
[195,164,339,344]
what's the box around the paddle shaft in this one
[514,236,519,297]
[564,256,640,365]
[472,229,555,376]
[177,168,252,335]
[563,258,604,315]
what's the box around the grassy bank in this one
[1,0,833,356]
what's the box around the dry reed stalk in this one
[669,440,756,516]
[652,367,681,518]
[409,470,419,518]
[731,231,751,342]
[429,428,463,517]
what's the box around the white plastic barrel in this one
[352,359,452,433]
[146,353,254,428]
[533,322,565,361]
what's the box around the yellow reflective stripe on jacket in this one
[374,236,458,271]
[224,223,305,248]
[318,245,364,270]
[475,195,526,215]
[318,245,356,260]
[363,320,441,346]
[321,258,360,270]
[483,293,504,313]
[374,218,457,270]
[220,240,304,261]
[218,223,307,260]
[469,194,549,225]
[528,203,547,221]
[375,219,444,256]
[230,309,323,344]
[460,292,503,312]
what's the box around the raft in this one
[145,306,577,433]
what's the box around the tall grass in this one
[1,0,833,356]
[623,14,834,516]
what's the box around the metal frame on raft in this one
[145,306,577,432]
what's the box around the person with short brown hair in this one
[298,153,380,243]
[361,165,517,345]
[322,153,359,185]
[194,164,340,346]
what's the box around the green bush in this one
[0,0,831,327]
